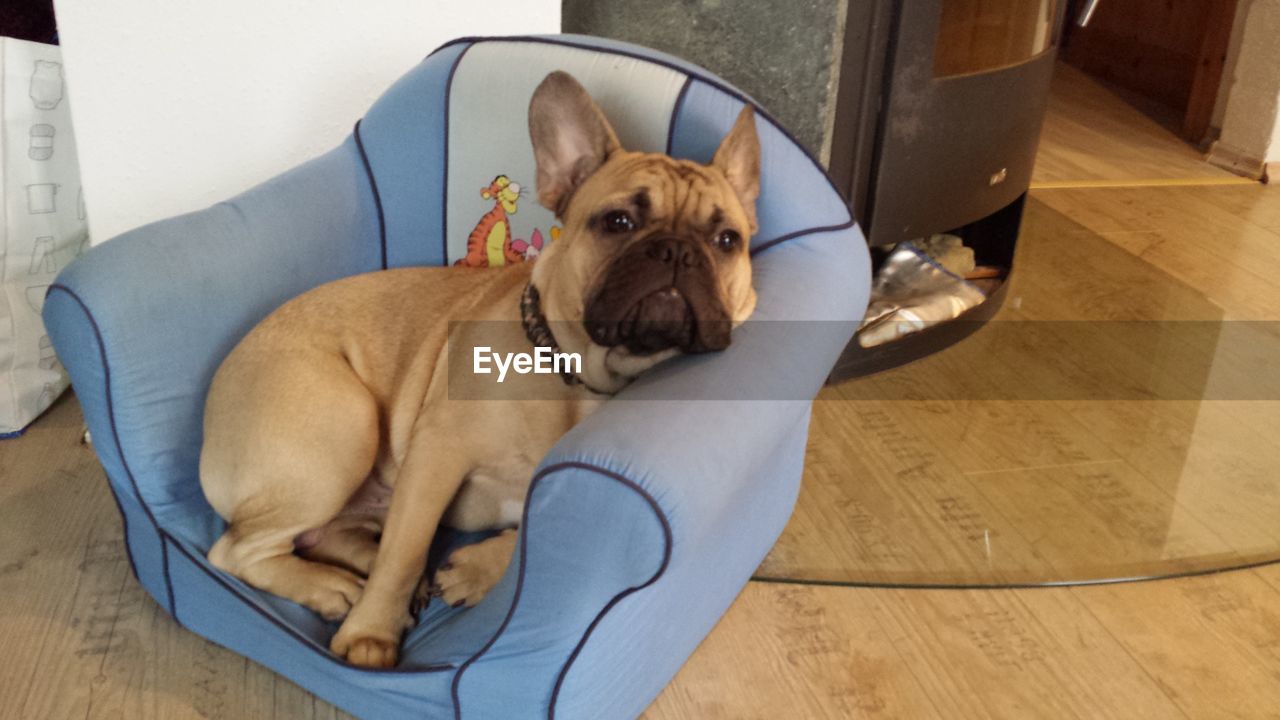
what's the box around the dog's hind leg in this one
[295,521,382,578]
[202,359,382,621]
[209,520,366,621]
[207,460,377,621]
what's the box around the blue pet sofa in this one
[44,35,870,719]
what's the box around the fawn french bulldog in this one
[200,71,760,667]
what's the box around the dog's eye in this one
[713,230,741,252]
[603,210,636,234]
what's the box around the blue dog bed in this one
[44,35,870,719]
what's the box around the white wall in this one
[53,1,559,243]
[1271,88,1280,163]
[1213,0,1280,168]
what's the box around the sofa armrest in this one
[450,224,870,719]
[44,135,383,521]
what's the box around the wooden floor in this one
[3,63,1280,718]
[1031,64,1248,187]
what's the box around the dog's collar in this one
[520,283,593,390]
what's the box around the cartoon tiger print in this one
[455,175,525,267]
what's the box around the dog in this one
[198,70,760,668]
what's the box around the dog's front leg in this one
[330,425,469,668]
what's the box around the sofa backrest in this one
[355,35,853,271]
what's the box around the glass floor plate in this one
[758,190,1280,587]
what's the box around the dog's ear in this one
[711,105,761,233]
[529,71,622,217]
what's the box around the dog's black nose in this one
[646,237,699,269]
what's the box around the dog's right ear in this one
[528,71,622,217]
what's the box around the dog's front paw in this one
[344,636,399,668]
[434,530,517,609]
[331,623,401,668]
[330,607,413,668]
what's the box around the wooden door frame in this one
[1062,0,1239,145]
[1183,0,1240,144]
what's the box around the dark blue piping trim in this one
[749,219,859,257]
[450,461,673,720]
[47,284,454,677]
[427,36,477,58]
[548,467,673,720]
[422,35,852,223]
[352,120,388,270]
[162,536,183,625]
[441,42,476,266]
[665,76,693,157]
[46,284,176,617]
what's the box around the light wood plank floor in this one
[4,63,1279,718]
[1032,64,1247,187]
[7,396,1280,718]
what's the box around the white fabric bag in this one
[1,37,87,436]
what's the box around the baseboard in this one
[1195,126,1221,154]
[1206,140,1268,180]
[1265,162,1278,184]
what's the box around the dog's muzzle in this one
[584,235,733,355]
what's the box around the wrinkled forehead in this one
[589,154,747,228]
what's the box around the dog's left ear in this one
[529,71,622,217]
[711,106,761,234]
